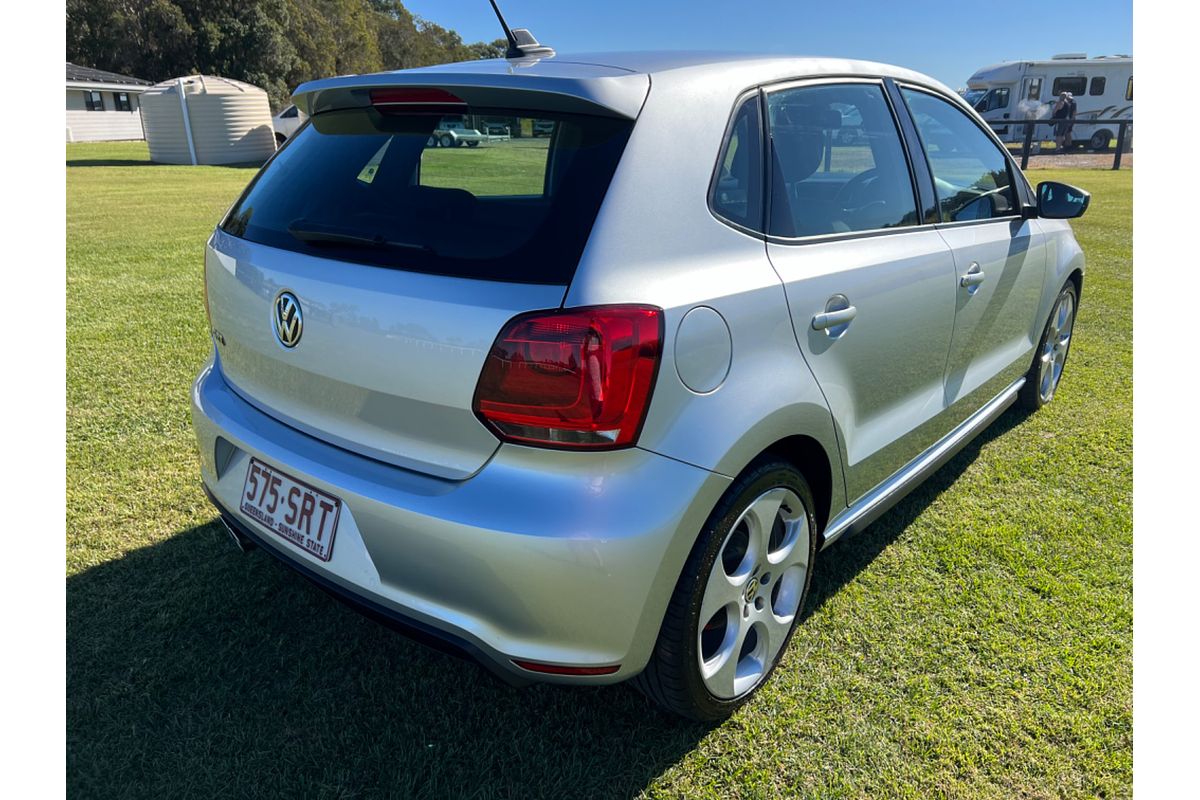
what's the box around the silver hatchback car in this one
[193,52,1088,720]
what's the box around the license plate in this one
[240,458,341,562]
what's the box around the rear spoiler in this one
[292,65,650,120]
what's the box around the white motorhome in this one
[965,54,1132,150]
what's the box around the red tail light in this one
[369,87,467,114]
[473,305,663,449]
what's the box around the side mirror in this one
[1037,181,1090,219]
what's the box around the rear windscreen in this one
[221,107,633,284]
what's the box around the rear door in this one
[207,96,635,479]
[898,86,1048,423]
[763,79,959,502]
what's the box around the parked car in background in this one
[531,119,555,137]
[430,120,485,147]
[271,104,305,144]
[195,52,1088,721]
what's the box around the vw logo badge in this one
[273,291,303,348]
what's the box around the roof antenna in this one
[488,0,555,59]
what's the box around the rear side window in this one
[221,107,633,284]
[901,88,1018,223]
[711,95,764,232]
[1090,77,1106,96]
[766,83,919,238]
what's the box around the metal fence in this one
[988,119,1133,171]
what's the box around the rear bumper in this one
[191,359,730,684]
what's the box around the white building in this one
[66,62,153,142]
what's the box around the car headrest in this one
[771,126,824,183]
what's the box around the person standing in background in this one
[1052,91,1077,151]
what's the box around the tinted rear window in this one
[221,107,633,284]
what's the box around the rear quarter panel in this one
[566,68,846,520]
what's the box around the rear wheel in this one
[1089,130,1112,152]
[1020,281,1078,410]
[427,135,437,148]
[466,141,479,148]
[634,458,817,721]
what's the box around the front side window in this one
[1090,77,1106,96]
[1052,76,1087,97]
[84,91,104,111]
[113,92,132,112]
[710,95,764,231]
[221,107,632,284]
[766,83,918,237]
[901,88,1018,223]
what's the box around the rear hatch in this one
[205,76,641,479]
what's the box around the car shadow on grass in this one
[67,407,1029,799]
[66,523,711,798]
[802,405,1029,622]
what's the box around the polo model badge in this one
[273,291,303,348]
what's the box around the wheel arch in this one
[759,435,835,536]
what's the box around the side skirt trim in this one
[820,377,1024,550]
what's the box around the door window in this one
[1025,78,1042,101]
[766,83,918,237]
[1089,77,1106,96]
[901,88,1018,223]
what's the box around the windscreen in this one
[221,107,633,284]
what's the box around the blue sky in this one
[403,1,1132,88]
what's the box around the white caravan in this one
[965,54,1132,150]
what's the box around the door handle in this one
[812,303,857,331]
[960,262,986,291]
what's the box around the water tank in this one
[141,75,276,165]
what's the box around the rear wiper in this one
[287,224,436,255]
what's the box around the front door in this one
[763,80,959,502]
[899,87,1049,423]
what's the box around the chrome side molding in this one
[820,377,1025,550]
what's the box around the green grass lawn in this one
[67,141,1131,799]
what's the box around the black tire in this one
[1019,281,1078,410]
[1089,130,1112,152]
[466,141,479,148]
[427,135,438,148]
[439,134,454,148]
[634,457,818,721]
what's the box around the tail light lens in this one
[473,305,663,449]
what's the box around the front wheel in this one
[466,140,479,148]
[634,458,817,721]
[1020,281,1078,410]
[439,134,454,148]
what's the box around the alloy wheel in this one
[696,487,810,699]
[1038,291,1076,403]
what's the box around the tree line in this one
[66,0,507,109]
